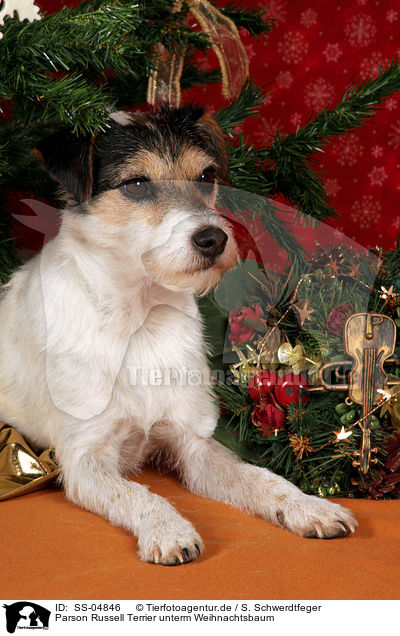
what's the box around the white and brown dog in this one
[0,105,357,565]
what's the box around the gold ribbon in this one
[0,423,59,501]
[147,0,249,107]
[147,42,186,108]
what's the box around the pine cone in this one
[311,242,349,269]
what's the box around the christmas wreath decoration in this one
[199,203,400,499]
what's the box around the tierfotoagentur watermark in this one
[126,366,230,386]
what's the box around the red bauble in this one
[248,370,279,403]
[274,373,310,408]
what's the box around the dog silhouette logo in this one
[3,602,50,633]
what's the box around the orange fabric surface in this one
[1,468,400,600]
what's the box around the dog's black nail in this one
[195,544,201,555]
[336,521,350,536]
[182,548,190,560]
[276,511,285,527]
[165,556,181,567]
[303,530,318,539]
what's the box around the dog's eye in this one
[122,177,152,199]
[198,168,216,184]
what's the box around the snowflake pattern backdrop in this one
[12,0,400,251]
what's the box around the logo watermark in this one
[3,603,51,633]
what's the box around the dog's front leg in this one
[166,428,358,539]
[57,429,203,565]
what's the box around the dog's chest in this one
[126,303,201,366]
[118,300,208,424]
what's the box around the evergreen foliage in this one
[208,239,400,499]
[0,0,269,281]
[1,1,400,282]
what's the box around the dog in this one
[0,105,357,565]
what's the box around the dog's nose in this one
[192,226,228,258]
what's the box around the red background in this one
[17,0,400,251]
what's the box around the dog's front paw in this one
[137,513,203,566]
[276,494,358,539]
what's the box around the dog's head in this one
[34,105,239,294]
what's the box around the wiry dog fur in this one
[0,105,357,565]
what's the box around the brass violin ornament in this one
[345,314,396,474]
[313,313,397,475]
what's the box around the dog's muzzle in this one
[192,226,228,258]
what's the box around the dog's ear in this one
[33,130,95,203]
[196,112,229,184]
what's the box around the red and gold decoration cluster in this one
[222,240,400,494]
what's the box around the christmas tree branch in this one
[265,60,400,220]
[279,60,400,155]
[215,80,269,134]
[265,152,336,220]
[0,0,209,135]
[219,1,273,38]
[0,192,21,284]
